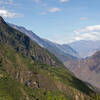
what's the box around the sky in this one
[0,0,100,44]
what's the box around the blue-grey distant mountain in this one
[9,23,79,62]
[69,40,100,58]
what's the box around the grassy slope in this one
[0,43,99,100]
[0,16,100,100]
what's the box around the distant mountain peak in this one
[69,40,100,58]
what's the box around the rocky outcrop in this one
[65,51,100,89]
[0,16,62,67]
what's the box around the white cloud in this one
[80,17,88,21]
[60,0,69,3]
[34,0,40,3]
[41,7,61,15]
[0,0,13,5]
[75,25,100,33]
[42,25,100,44]
[41,12,47,15]
[52,25,100,44]
[0,9,23,18]
[48,8,61,13]
[73,25,100,41]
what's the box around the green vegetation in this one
[0,16,100,100]
[0,77,24,100]
[0,16,62,67]
[0,43,99,100]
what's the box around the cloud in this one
[48,7,61,13]
[0,9,23,18]
[41,12,47,15]
[0,0,13,5]
[60,0,69,3]
[34,0,40,3]
[41,7,61,15]
[80,17,88,21]
[73,25,100,41]
[75,25,100,33]
[33,0,61,15]
[53,25,100,44]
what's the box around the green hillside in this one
[0,16,62,67]
[0,43,96,100]
[0,16,99,100]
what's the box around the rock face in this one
[0,43,95,100]
[9,23,79,63]
[64,51,100,89]
[0,16,98,100]
[0,17,62,67]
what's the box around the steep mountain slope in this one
[0,43,97,100]
[69,40,100,58]
[65,50,100,89]
[0,16,99,100]
[9,23,79,62]
[0,17,62,67]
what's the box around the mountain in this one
[69,40,100,58]
[65,50,100,89]
[9,23,79,62]
[0,17,62,67]
[0,16,99,100]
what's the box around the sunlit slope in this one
[0,16,99,100]
[0,43,98,100]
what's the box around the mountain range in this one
[9,23,79,63]
[64,40,100,89]
[65,50,100,89]
[9,23,100,60]
[0,16,98,100]
[9,21,100,91]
